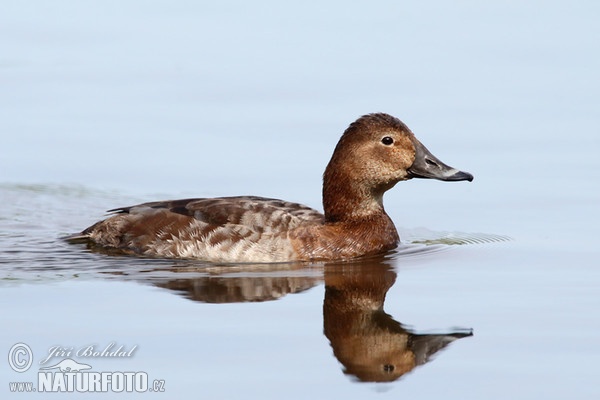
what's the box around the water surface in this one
[1,1,599,399]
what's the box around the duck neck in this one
[322,171,389,224]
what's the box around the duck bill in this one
[407,139,474,182]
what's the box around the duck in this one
[72,113,473,263]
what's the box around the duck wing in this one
[76,196,324,261]
[107,196,324,229]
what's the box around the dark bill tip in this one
[444,170,474,182]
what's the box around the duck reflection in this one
[155,270,321,303]
[105,256,471,382]
[323,260,472,382]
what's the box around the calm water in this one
[2,1,599,399]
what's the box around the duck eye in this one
[381,136,394,146]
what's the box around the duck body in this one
[82,196,398,262]
[75,113,473,263]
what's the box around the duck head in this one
[323,113,473,221]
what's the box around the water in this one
[1,1,599,399]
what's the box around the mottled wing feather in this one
[83,196,325,262]
[188,196,324,228]
[107,198,200,215]
[109,196,324,230]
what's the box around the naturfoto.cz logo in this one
[7,342,166,393]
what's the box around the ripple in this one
[401,227,512,246]
[0,182,99,197]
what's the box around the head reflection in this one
[323,259,472,382]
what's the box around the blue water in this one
[1,1,599,399]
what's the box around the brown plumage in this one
[71,113,473,262]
